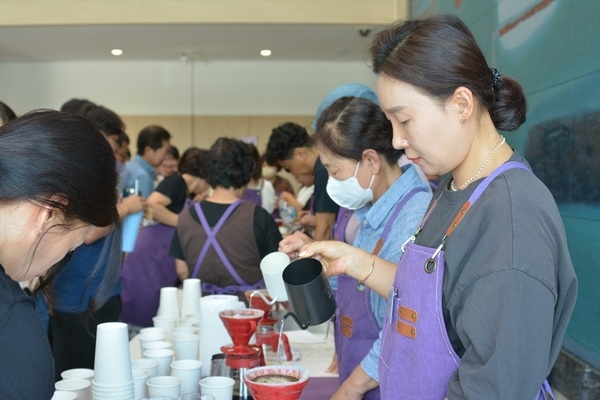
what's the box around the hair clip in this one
[491,68,502,89]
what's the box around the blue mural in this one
[413,0,600,367]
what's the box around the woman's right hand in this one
[278,231,313,260]
[299,240,371,279]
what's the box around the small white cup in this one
[170,359,203,395]
[173,333,199,361]
[139,331,168,355]
[260,251,290,301]
[199,376,235,400]
[132,368,151,399]
[181,279,201,317]
[153,315,178,332]
[143,348,175,376]
[60,368,94,382]
[142,340,173,352]
[131,358,160,379]
[157,287,180,320]
[54,378,91,400]
[146,375,182,399]
[51,391,78,400]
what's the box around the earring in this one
[461,115,466,122]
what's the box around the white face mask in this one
[326,161,375,210]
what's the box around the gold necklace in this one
[451,135,506,191]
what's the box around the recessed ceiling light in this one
[260,49,272,57]
[111,49,123,56]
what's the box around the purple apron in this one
[191,201,264,294]
[120,197,194,327]
[241,185,262,207]
[379,162,554,399]
[332,207,354,243]
[335,188,425,400]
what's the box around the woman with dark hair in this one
[300,14,577,399]
[120,147,211,327]
[0,100,17,125]
[279,97,431,399]
[0,110,121,398]
[170,138,282,302]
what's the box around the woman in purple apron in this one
[170,138,282,304]
[280,96,432,399]
[300,15,577,399]
[120,147,210,327]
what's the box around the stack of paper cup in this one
[199,295,245,377]
[92,322,134,399]
[131,358,159,379]
[181,279,201,322]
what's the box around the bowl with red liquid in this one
[243,365,309,400]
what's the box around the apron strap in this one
[445,161,531,237]
[373,186,427,255]
[191,200,249,287]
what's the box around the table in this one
[130,327,340,397]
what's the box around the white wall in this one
[0,60,377,116]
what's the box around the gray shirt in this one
[415,152,577,399]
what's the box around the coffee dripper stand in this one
[218,308,266,400]
[245,290,293,363]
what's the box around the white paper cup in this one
[51,391,78,400]
[93,322,132,386]
[170,359,203,395]
[122,211,144,252]
[139,327,167,337]
[143,348,174,376]
[131,358,160,379]
[60,368,94,382]
[173,333,199,361]
[146,376,182,399]
[260,251,290,301]
[54,379,91,400]
[172,326,198,336]
[199,376,235,400]
[139,330,168,355]
[153,315,177,332]
[157,287,180,320]
[142,340,173,352]
[179,394,215,400]
[132,368,151,399]
[181,279,201,317]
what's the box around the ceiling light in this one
[111,49,123,56]
[260,49,272,57]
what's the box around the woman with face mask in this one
[279,96,432,399]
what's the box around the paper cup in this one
[93,322,132,386]
[199,376,235,400]
[60,368,94,382]
[142,340,173,352]
[51,391,78,400]
[131,358,160,379]
[146,376,182,399]
[143,348,174,376]
[54,379,91,400]
[157,287,180,320]
[181,278,201,317]
[173,333,199,361]
[170,359,203,395]
[260,252,290,301]
[133,368,151,399]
